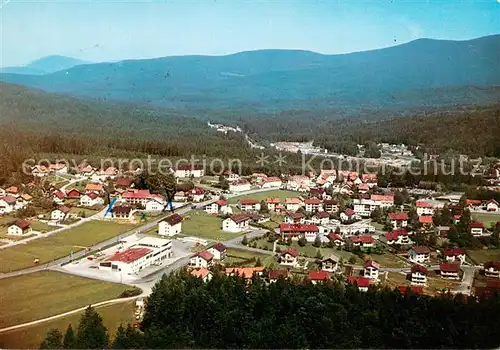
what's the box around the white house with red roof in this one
[190,268,213,282]
[311,211,330,225]
[340,208,358,223]
[265,197,280,211]
[279,223,319,242]
[363,260,380,280]
[121,189,154,206]
[353,194,394,217]
[385,229,411,245]
[65,188,82,199]
[77,164,95,178]
[443,248,466,264]
[439,263,461,280]
[51,205,72,221]
[410,264,428,286]
[388,212,408,229]
[323,199,339,213]
[158,214,183,237]
[92,167,119,182]
[279,248,298,267]
[308,270,329,284]
[327,232,345,247]
[347,276,370,292]
[229,179,251,193]
[189,188,206,202]
[0,195,17,214]
[145,195,166,211]
[419,215,434,227]
[350,235,376,249]
[208,243,227,261]
[485,199,500,212]
[189,250,214,269]
[205,200,232,215]
[53,190,65,204]
[238,199,261,212]
[304,198,322,212]
[284,212,305,224]
[8,220,32,236]
[223,170,240,182]
[483,261,500,279]
[469,222,487,236]
[79,192,104,207]
[222,213,252,232]
[287,175,311,191]
[416,200,436,216]
[261,177,282,188]
[408,246,431,263]
[285,197,303,211]
[173,164,204,178]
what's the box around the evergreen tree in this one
[63,324,76,349]
[440,205,452,225]
[40,328,63,349]
[241,235,248,246]
[75,306,109,349]
[313,235,322,248]
[254,257,262,267]
[112,324,145,349]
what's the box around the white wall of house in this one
[51,209,67,221]
[7,225,32,236]
[158,221,182,237]
[222,218,248,232]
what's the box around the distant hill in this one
[0,55,89,75]
[1,35,499,113]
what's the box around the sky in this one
[1,0,499,67]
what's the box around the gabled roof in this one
[281,248,298,257]
[0,195,17,205]
[363,260,379,269]
[21,194,33,201]
[176,164,203,171]
[269,270,288,280]
[470,222,485,229]
[308,270,329,281]
[410,246,430,255]
[285,197,302,204]
[215,200,228,206]
[347,276,370,288]
[265,197,280,204]
[419,215,434,224]
[443,248,465,257]
[440,263,461,273]
[85,183,103,192]
[416,201,432,208]
[484,261,500,270]
[351,235,375,244]
[239,199,259,205]
[211,242,227,252]
[262,177,281,183]
[385,229,409,241]
[323,255,340,263]
[314,211,330,219]
[54,190,65,199]
[388,212,409,221]
[112,205,132,214]
[195,250,214,261]
[280,223,318,233]
[371,194,394,202]
[344,208,355,216]
[228,213,252,224]
[327,233,343,241]
[225,266,265,279]
[11,219,30,230]
[161,214,183,226]
[57,205,71,214]
[122,189,152,199]
[115,177,133,187]
[287,212,305,219]
[323,199,339,205]
[411,264,428,274]
[84,192,100,200]
[191,268,211,279]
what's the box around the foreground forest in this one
[38,272,500,349]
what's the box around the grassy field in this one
[0,271,132,329]
[29,221,56,234]
[228,190,300,204]
[365,252,410,268]
[182,211,242,241]
[225,248,275,267]
[466,248,500,264]
[70,207,100,218]
[0,301,136,349]
[471,212,500,229]
[0,221,137,273]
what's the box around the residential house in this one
[443,248,466,264]
[416,201,436,216]
[174,191,187,202]
[7,220,32,236]
[287,175,311,191]
[358,183,370,194]
[370,194,395,207]
[0,195,17,214]
[92,167,119,181]
[311,211,330,225]
[408,246,431,263]
[361,173,378,188]
[388,212,409,229]
[261,177,282,188]
[469,222,486,236]
[351,235,376,250]
[145,196,166,211]
[440,263,461,280]
[308,270,330,284]
[304,198,322,212]
[268,270,289,283]
[51,205,71,221]
[222,213,252,233]
[238,199,261,212]
[279,223,319,242]
[385,230,411,245]
[122,189,154,206]
[229,179,251,193]
[115,177,134,189]
[363,260,380,280]
[327,232,345,247]
[252,173,268,183]
[285,198,303,211]
[173,164,204,178]
[78,164,95,177]
[205,200,232,215]
[323,199,339,213]
[190,268,213,282]
[79,193,104,207]
[340,209,358,223]
[316,169,337,187]
[65,188,82,199]
[31,165,50,177]
[225,267,265,281]
[265,197,280,211]
[419,215,434,228]
[347,276,370,292]
[53,190,65,204]
[109,205,133,220]
[410,264,428,285]
[223,170,240,182]
[321,255,340,272]
[189,188,206,202]
[208,243,227,261]
[158,214,183,236]
[309,188,326,199]
[249,213,270,224]
[284,212,306,224]
[483,261,500,279]
[485,199,500,212]
[189,250,214,268]
[6,186,19,196]
[279,248,298,267]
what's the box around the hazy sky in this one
[1,0,499,67]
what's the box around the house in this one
[189,250,214,268]
[205,200,232,215]
[398,286,424,295]
[53,190,65,204]
[268,270,289,283]
[416,201,436,216]
[279,248,299,266]
[309,187,326,199]
[408,246,431,263]
[261,177,282,188]
[370,194,394,207]
[340,209,358,223]
[229,179,251,193]
[174,191,187,202]
[6,186,19,195]
[385,230,411,245]
[327,232,345,247]
[284,212,305,224]
[469,222,486,236]
[311,211,330,225]
[226,267,265,280]
[145,196,166,211]
[222,213,252,232]
[439,263,461,280]
[158,214,183,236]
[190,268,213,282]
[78,164,95,177]
[7,220,32,236]
[65,188,82,199]
[304,198,322,212]
[361,173,378,188]
[308,270,329,284]
[388,212,408,229]
[173,164,204,178]
[115,177,134,189]
[31,165,50,177]
[249,213,270,224]
[287,175,311,191]
[265,197,281,211]
[363,260,380,280]
[208,243,227,261]
[121,189,154,206]
[285,198,303,211]
[443,248,466,264]
[358,183,370,194]
[51,205,71,221]
[108,205,132,220]
[485,199,500,212]
[189,188,206,202]
[419,215,434,227]
[410,264,428,285]
[238,199,261,212]
[85,183,103,194]
[347,276,370,292]
[79,192,104,207]
[350,235,376,249]
[483,261,500,279]
[323,199,339,213]
[321,255,340,272]
[279,223,319,242]
[316,169,337,186]
[0,195,17,214]
[92,167,118,181]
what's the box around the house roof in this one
[347,276,370,288]
[385,229,409,241]
[191,268,211,279]
[281,248,298,257]
[416,201,432,208]
[265,197,280,204]
[65,189,81,197]
[161,214,183,226]
[419,215,434,224]
[109,247,152,263]
[190,187,205,195]
[314,211,330,219]
[215,200,228,206]
[262,177,281,183]
[351,235,375,244]
[195,250,214,261]
[327,233,343,241]
[54,190,65,199]
[344,208,355,216]
[12,219,30,230]
[21,194,33,201]
[0,195,17,205]
[280,223,319,233]
[304,197,322,204]
[229,213,252,224]
[122,189,152,199]
[225,266,264,279]
[112,205,132,214]
[211,242,227,252]
[308,270,329,281]
[269,269,288,280]
[411,264,429,274]
[85,183,103,192]
[466,199,482,206]
[388,212,409,221]
[358,184,369,191]
[470,222,485,229]
[176,164,203,171]
[363,260,379,269]
[440,263,461,273]
[115,177,133,187]
[285,198,302,204]
[287,212,305,219]
[484,261,500,270]
[371,194,394,202]
[443,248,465,257]
[398,286,424,295]
[323,199,338,205]
[485,199,500,206]
[239,199,259,205]
[6,186,19,194]
[58,205,71,214]
[323,255,340,263]
[362,173,377,182]
[85,192,100,200]
[410,246,431,255]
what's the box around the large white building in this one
[158,214,183,236]
[222,213,252,233]
[101,237,172,275]
[173,164,204,178]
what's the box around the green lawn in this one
[182,211,243,241]
[0,221,137,273]
[225,248,275,267]
[0,271,132,329]
[70,207,100,218]
[365,252,410,268]
[228,190,300,204]
[466,248,500,264]
[29,221,56,234]
[471,213,500,229]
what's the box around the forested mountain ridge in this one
[0,55,89,75]
[1,35,499,113]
